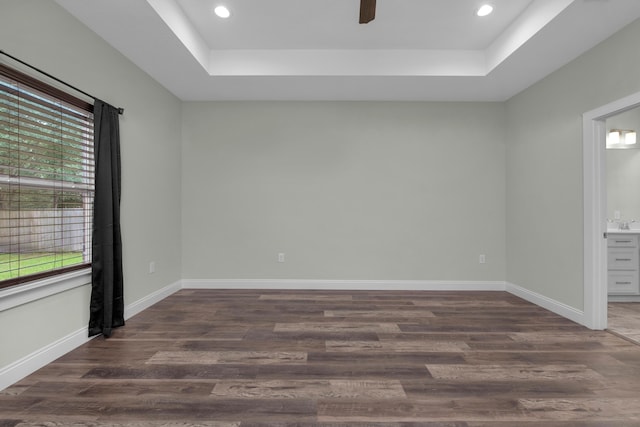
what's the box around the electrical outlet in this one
[479,254,486,264]
[278,253,285,263]
[149,261,156,274]
[614,210,621,220]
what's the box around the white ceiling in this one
[179,0,534,50]
[55,0,640,101]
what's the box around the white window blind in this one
[0,65,94,288]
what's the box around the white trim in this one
[182,279,507,291]
[583,90,640,330]
[583,115,608,330]
[506,282,586,326]
[0,326,92,391]
[608,295,640,302]
[0,269,91,312]
[0,280,181,391]
[124,280,182,320]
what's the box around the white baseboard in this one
[608,295,640,302]
[124,280,182,320]
[0,326,91,392]
[182,279,507,291]
[0,280,182,392]
[506,282,586,326]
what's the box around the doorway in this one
[604,107,640,343]
[583,91,640,330]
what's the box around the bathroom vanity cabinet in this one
[608,233,640,295]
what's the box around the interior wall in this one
[181,101,506,282]
[0,0,182,368]
[506,18,640,310]
[4,0,640,388]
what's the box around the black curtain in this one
[88,99,124,338]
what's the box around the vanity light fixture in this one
[626,131,638,146]
[477,4,494,17]
[607,129,637,149]
[214,5,231,18]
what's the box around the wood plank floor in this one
[3,289,640,426]
[608,302,640,345]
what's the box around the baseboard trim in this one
[0,280,182,392]
[124,280,182,320]
[0,326,90,392]
[506,282,586,326]
[608,295,640,302]
[182,279,507,291]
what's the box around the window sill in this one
[0,269,91,312]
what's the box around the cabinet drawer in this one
[608,235,638,248]
[608,247,639,269]
[608,270,640,295]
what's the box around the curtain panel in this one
[88,99,124,338]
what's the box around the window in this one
[0,64,94,289]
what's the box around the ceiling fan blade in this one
[359,0,376,24]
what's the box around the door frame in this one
[583,90,640,329]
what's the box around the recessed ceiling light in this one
[477,4,494,17]
[214,5,230,18]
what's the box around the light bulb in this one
[608,131,620,146]
[214,5,230,18]
[625,131,637,146]
[477,4,494,17]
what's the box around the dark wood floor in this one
[3,289,640,426]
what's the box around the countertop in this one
[608,229,640,234]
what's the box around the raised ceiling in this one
[55,0,640,101]
[180,0,533,50]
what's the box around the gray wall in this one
[0,0,183,368]
[181,102,506,281]
[3,0,640,385]
[506,19,640,310]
